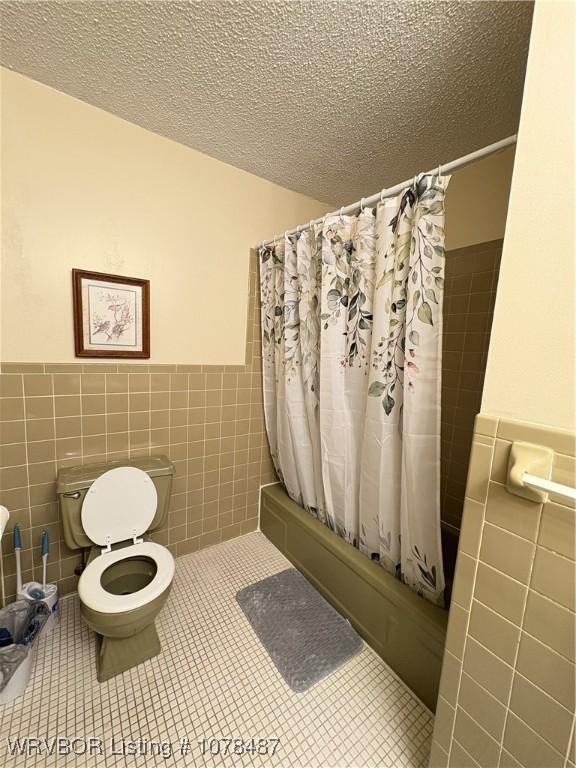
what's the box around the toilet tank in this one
[57,456,175,550]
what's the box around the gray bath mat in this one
[236,568,363,692]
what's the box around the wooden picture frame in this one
[72,269,150,358]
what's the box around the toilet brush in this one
[27,531,48,600]
[13,524,23,594]
[41,531,48,592]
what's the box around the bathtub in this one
[260,483,448,711]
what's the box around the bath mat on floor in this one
[236,568,363,693]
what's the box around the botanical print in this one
[89,287,136,345]
[367,174,446,417]
[259,173,448,605]
[321,212,375,369]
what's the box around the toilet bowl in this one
[57,458,175,682]
[79,541,174,681]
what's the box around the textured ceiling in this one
[0,0,533,204]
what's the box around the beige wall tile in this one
[428,740,449,768]
[452,707,500,767]
[468,599,520,666]
[479,523,534,584]
[82,415,106,436]
[463,637,513,703]
[0,420,26,444]
[82,394,106,415]
[81,373,105,394]
[54,396,80,418]
[434,697,455,751]
[53,374,80,395]
[496,420,576,458]
[27,461,56,486]
[523,590,575,662]
[55,437,81,461]
[458,672,506,741]
[0,374,23,397]
[0,397,24,421]
[106,412,128,433]
[448,740,480,767]
[445,604,469,660]
[459,498,484,557]
[23,374,53,396]
[106,373,129,393]
[503,712,564,768]
[484,482,541,541]
[490,438,511,484]
[464,441,493,504]
[129,373,149,392]
[516,632,575,710]
[539,501,575,560]
[0,442,27,467]
[27,418,55,442]
[509,673,573,755]
[531,546,575,611]
[451,553,476,610]
[0,465,28,490]
[438,650,462,707]
[550,453,576,509]
[106,393,128,413]
[25,396,55,420]
[473,414,498,439]
[474,562,527,625]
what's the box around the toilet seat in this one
[78,541,175,614]
[81,466,158,550]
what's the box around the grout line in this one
[563,716,575,768]
[452,737,482,767]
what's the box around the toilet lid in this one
[81,467,157,546]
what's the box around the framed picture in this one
[72,269,150,358]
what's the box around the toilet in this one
[57,456,175,682]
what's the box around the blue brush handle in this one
[13,523,21,550]
[41,530,49,557]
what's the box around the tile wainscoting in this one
[441,239,502,534]
[0,253,277,602]
[430,414,576,768]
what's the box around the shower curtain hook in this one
[380,188,387,203]
[437,163,442,178]
[360,197,366,212]
[339,207,345,221]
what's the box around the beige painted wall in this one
[1,68,516,365]
[482,0,575,431]
[445,146,515,251]
[0,68,329,364]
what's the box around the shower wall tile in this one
[430,414,576,768]
[441,239,502,533]
[0,251,277,603]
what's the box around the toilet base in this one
[95,622,161,682]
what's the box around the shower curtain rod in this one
[258,134,517,249]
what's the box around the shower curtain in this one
[259,173,449,605]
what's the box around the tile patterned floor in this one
[0,532,433,767]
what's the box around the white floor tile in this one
[0,532,433,767]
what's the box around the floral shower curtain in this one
[259,174,449,605]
